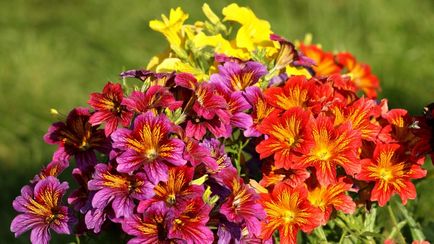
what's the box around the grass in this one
[0,0,433,242]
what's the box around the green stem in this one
[387,204,406,244]
[338,230,347,244]
[75,234,81,244]
[314,226,328,243]
[396,201,426,241]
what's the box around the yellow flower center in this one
[316,148,331,160]
[166,194,176,205]
[379,168,393,181]
[282,210,295,223]
[146,148,158,160]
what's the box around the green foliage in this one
[0,0,433,242]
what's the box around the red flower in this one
[88,82,133,136]
[300,44,342,76]
[307,178,356,223]
[260,183,322,244]
[299,115,361,185]
[336,52,380,98]
[357,143,427,206]
[264,75,314,110]
[256,108,312,169]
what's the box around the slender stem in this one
[75,234,81,244]
[387,204,406,244]
[338,230,347,244]
[396,201,426,241]
[314,226,328,243]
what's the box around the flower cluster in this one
[11,3,431,244]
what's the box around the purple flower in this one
[210,61,267,93]
[31,159,69,184]
[44,107,111,170]
[122,202,172,244]
[111,112,186,183]
[87,163,155,218]
[11,176,76,244]
[219,169,265,237]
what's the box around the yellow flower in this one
[222,3,273,51]
[155,58,208,81]
[192,32,249,60]
[149,7,189,48]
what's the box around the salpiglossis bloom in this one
[219,168,265,237]
[256,108,312,169]
[298,115,361,185]
[210,61,267,93]
[260,183,322,244]
[357,143,426,206]
[88,82,133,136]
[11,177,75,244]
[137,166,203,212]
[307,178,356,223]
[87,163,155,218]
[111,111,186,183]
[44,107,110,170]
[264,75,314,110]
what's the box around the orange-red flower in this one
[298,115,361,185]
[260,183,322,244]
[307,178,356,223]
[332,98,381,142]
[357,143,427,206]
[336,52,380,98]
[264,75,314,111]
[256,108,312,169]
[299,44,342,76]
[260,163,310,188]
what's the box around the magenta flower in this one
[32,159,69,183]
[88,82,133,136]
[87,163,155,218]
[168,198,214,243]
[221,90,252,131]
[122,86,183,113]
[111,111,186,182]
[185,116,231,140]
[137,166,203,213]
[219,168,265,237]
[44,107,110,170]
[11,176,76,244]
[210,61,267,93]
[183,137,218,170]
[175,73,230,121]
[122,202,172,244]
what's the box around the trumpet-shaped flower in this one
[122,86,183,114]
[264,75,314,110]
[260,183,322,244]
[111,111,186,182]
[137,166,203,213]
[44,107,110,170]
[357,143,427,206]
[220,168,265,237]
[222,3,273,52]
[299,116,361,185]
[244,86,278,137]
[260,164,310,188]
[256,108,312,169]
[336,52,380,98]
[122,202,172,244]
[307,179,356,223]
[11,177,75,244]
[168,198,214,243]
[149,7,189,48]
[299,44,341,76]
[87,163,155,218]
[88,82,133,136]
[210,61,267,93]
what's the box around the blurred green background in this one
[1,0,433,243]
